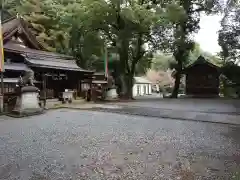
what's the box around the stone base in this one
[0,95,3,113]
[9,109,44,118]
[12,86,43,116]
[105,88,118,100]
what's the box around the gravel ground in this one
[0,109,239,180]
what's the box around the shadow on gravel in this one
[86,106,240,126]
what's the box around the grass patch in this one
[232,172,240,180]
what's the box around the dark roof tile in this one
[2,16,44,50]
[4,41,72,59]
[25,56,93,73]
[5,63,32,72]
[183,56,220,72]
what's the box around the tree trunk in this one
[119,74,127,98]
[125,73,134,99]
[171,53,183,98]
[171,71,181,98]
[118,38,130,99]
[118,73,134,99]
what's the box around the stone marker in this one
[12,86,43,116]
[106,88,118,100]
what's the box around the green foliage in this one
[135,53,153,75]
[188,43,223,66]
[10,0,68,51]
[2,0,21,14]
[221,62,240,97]
[218,0,240,98]
[151,53,175,71]
[218,0,240,63]
[232,172,240,180]
[75,0,169,97]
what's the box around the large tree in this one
[163,0,220,97]
[218,0,240,63]
[77,0,168,98]
[218,0,240,97]
[46,0,105,69]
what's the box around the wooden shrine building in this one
[2,14,94,101]
[183,56,220,97]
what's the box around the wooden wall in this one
[185,64,220,96]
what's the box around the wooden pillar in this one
[89,78,92,90]
[42,73,47,107]
[78,79,81,97]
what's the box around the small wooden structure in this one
[81,72,108,101]
[183,56,220,97]
[2,15,94,106]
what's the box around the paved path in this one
[91,105,240,125]
[54,98,240,125]
[111,98,240,115]
[0,109,240,179]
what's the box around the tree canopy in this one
[218,0,240,97]
[3,0,223,98]
[218,0,240,63]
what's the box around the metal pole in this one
[42,73,46,108]
[0,72,3,112]
[104,45,108,79]
[44,74,46,107]
[0,3,4,112]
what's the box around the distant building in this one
[146,69,175,93]
[133,77,152,97]
[183,56,220,97]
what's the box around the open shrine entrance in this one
[33,69,93,99]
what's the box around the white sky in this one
[194,13,223,55]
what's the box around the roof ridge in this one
[2,16,17,24]
[25,53,74,60]
[183,55,220,72]
[25,55,76,63]
[2,15,46,50]
[18,18,45,50]
[196,56,220,67]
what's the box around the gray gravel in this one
[0,109,240,180]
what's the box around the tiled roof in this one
[4,41,93,73]
[183,56,220,72]
[5,63,31,72]
[2,17,44,50]
[4,41,72,59]
[0,10,12,21]
[25,56,92,73]
[134,77,152,84]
